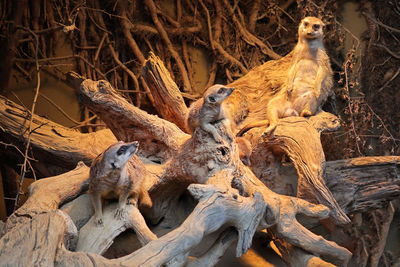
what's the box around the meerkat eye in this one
[208,96,216,103]
[217,88,225,94]
[117,146,127,155]
[304,21,309,27]
[313,24,320,30]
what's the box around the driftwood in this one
[250,113,350,225]
[1,55,400,266]
[0,95,116,176]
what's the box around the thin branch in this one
[15,55,107,80]
[38,93,81,125]
[214,42,248,73]
[221,0,280,60]
[343,47,362,156]
[107,37,140,93]
[198,0,214,50]
[144,0,191,92]
[364,103,399,147]
[118,7,146,64]
[182,41,195,90]
[14,27,41,211]
[362,12,400,33]
[94,32,107,61]
[372,43,400,59]
[248,0,261,32]
[377,66,400,93]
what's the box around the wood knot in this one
[97,80,110,93]
[231,177,249,197]
[216,145,231,164]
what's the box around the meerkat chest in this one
[200,104,222,122]
[295,58,319,80]
[292,58,319,92]
[100,168,130,189]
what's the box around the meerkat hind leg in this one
[91,192,104,226]
[299,97,318,117]
[115,189,130,220]
[126,191,139,206]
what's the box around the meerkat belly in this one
[292,59,319,96]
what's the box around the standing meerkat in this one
[286,16,333,116]
[186,84,234,143]
[237,16,333,137]
[89,141,152,226]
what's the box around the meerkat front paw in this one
[300,109,312,117]
[127,198,138,206]
[212,135,224,144]
[114,208,125,220]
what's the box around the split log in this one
[142,52,189,132]
[325,156,400,214]
[79,79,189,163]
[0,95,116,176]
[249,113,350,225]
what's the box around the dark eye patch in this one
[208,96,216,102]
[304,22,309,27]
[217,88,225,94]
[117,145,128,155]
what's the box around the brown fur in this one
[186,84,234,143]
[89,141,152,226]
[235,137,252,166]
[237,17,333,136]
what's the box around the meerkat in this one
[89,141,152,226]
[237,17,333,137]
[186,84,235,143]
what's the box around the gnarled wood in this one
[325,156,400,214]
[76,202,157,254]
[250,113,350,225]
[142,52,189,132]
[1,161,89,235]
[0,112,352,267]
[2,77,400,266]
[0,95,116,175]
[79,79,189,162]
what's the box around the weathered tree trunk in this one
[1,55,399,267]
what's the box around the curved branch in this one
[79,79,189,161]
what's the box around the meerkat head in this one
[298,16,325,41]
[204,84,234,105]
[103,141,139,170]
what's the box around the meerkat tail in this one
[236,120,270,137]
[138,187,152,209]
